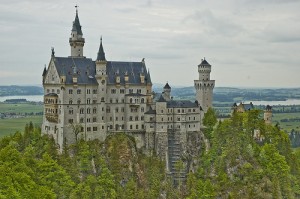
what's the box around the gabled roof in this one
[167,100,198,108]
[145,106,156,114]
[199,58,211,66]
[164,82,171,89]
[106,61,147,85]
[54,57,98,85]
[72,10,83,35]
[157,95,166,102]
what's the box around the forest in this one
[0,110,300,198]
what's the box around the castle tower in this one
[69,6,85,57]
[264,105,272,125]
[162,83,171,101]
[194,58,215,112]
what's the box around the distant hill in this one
[153,83,300,102]
[0,85,43,96]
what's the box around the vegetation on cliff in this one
[0,109,300,198]
[0,124,179,198]
[186,109,300,199]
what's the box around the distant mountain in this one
[0,85,43,96]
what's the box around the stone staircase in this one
[168,131,187,185]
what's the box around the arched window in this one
[141,98,145,103]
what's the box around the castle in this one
[42,9,215,180]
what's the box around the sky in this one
[0,0,299,88]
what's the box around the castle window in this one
[102,107,104,111]
[77,99,81,104]
[120,89,125,94]
[177,117,180,121]
[136,125,138,129]
[87,127,91,131]
[116,108,119,112]
[161,110,163,113]
[110,99,113,103]
[87,89,91,94]
[93,89,97,94]
[69,119,73,124]
[111,89,116,94]
[161,118,163,121]
[87,108,91,114]
[141,98,145,103]
[110,117,112,121]
[116,99,119,103]
[121,107,125,112]
[129,116,133,121]
[193,109,195,112]
[188,109,191,112]
[130,98,133,103]
[135,116,138,121]
[110,125,113,129]
[129,89,133,94]
[69,99,73,104]
[178,109,180,113]
[87,99,91,104]
[122,99,125,103]
[137,89,141,94]
[93,108,97,114]
[102,116,104,120]
[141,116,144,121]
[182,109,184,113]
[194,117,196,120]
[141,124,144,129]
[93,127,97,131]
[47,89,50,93]
[69,89,73,94]
[93,100,97,104]
[102,126,104,129]
[130,125,133,129]
[122,117,124,121]
[116,117,118,121]
[106,107,110,113]
[87,118,91,123]
[77,89,81,94]
[69,109,73,114]
[101,97,105,102]
[80,118,84,123]
[80,108,84,114]
[122,124,124,129]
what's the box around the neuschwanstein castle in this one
[42,9,215,177]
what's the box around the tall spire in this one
[97,37,106,61]
[72,5,82,35]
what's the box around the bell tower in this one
[69,6,85,57]
[194,58,215,112]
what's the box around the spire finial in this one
[51,47,55,57]
[75,4,79,14]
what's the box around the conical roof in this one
[96,37,106,61]
[72,9,83,35]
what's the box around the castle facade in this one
[42,9,215,179]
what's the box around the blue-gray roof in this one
[53,57,151,85]
[72,11,82,35]
[107,61,149,85]
[54,57,98,85]
[167,100,198,108]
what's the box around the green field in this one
[0,103,43,114]
[272,112,300,132]
[0,116,43,137]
